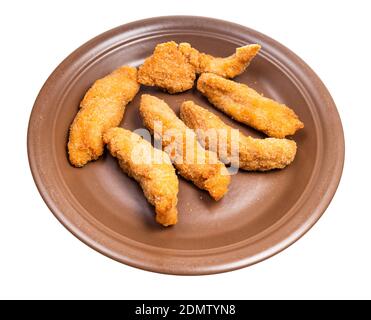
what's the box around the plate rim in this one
[27,15,345,275]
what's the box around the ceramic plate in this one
[27,16,344,275]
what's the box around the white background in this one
[1,0,370,300]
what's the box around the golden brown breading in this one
[197,73,304,138]
[179,42,261,78]
[137,41,260,93]
[103,127,178,226]
[137,42,196,94]
[139,94,230,200]
[180,101,297,171]
[68,66,140,167]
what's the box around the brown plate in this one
[27,16,344,275]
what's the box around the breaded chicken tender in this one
[137,41,260,93]
[68,66,140,167]
[180,101,297,171]
[179,42,261,78]
[103,128,178,226]
[139,94,230,200]
[137,42,196,94]
[197,73,304,138]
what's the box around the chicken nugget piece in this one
[180,101,297,171]
[103,127,178,226]
[197,73,304,138]
[137,42,196,94]
[179,42,261,78]
[138,41,260,93]
[139,94,230,200]
[68,66,140,167]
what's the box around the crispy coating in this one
[179,42,261,78]
[103,128,178,226]
[137,42,196,94]
[197,73,304,138]
[138,41,260,93]
[68,66,140,167]
[139,94,230,200]
[180,101,297,171]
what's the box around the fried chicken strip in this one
[137,42,196,94]
[180,101,297,171]
[137,41,260,93]
[179,42,261,78]
[103,128,178,226]
[68,66,140,167]
[139,94,230,200]
[197,73,304,138]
